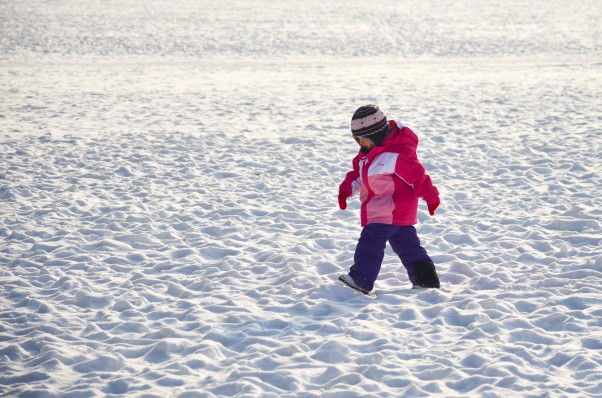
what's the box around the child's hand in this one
[338,191,349,210]
[428,199,440,216]
[338,183,352,210]
[338,185,352,210]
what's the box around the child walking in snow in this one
[338,104,441,294]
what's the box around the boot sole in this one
[338,275,371,295]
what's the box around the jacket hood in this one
[384,120,418,149]
[366,120,418,159]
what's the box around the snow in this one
[1,0,601,397]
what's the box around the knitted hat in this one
[351,104,391,145]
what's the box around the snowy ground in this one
[1,1,602,397]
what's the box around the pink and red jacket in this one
[340,121,439,227]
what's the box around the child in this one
[338,104,441,294]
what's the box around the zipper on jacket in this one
[360,155,375,226]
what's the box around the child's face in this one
[355,137,374,153]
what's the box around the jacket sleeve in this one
[339,155,362,196]
[395,150,439,205]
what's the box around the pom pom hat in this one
[350,104,391,146]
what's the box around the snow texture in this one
[1,0,601,397]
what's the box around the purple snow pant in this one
[349,223,434,291]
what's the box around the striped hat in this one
[350,104,390,140]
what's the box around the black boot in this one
[414,260,440,288]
